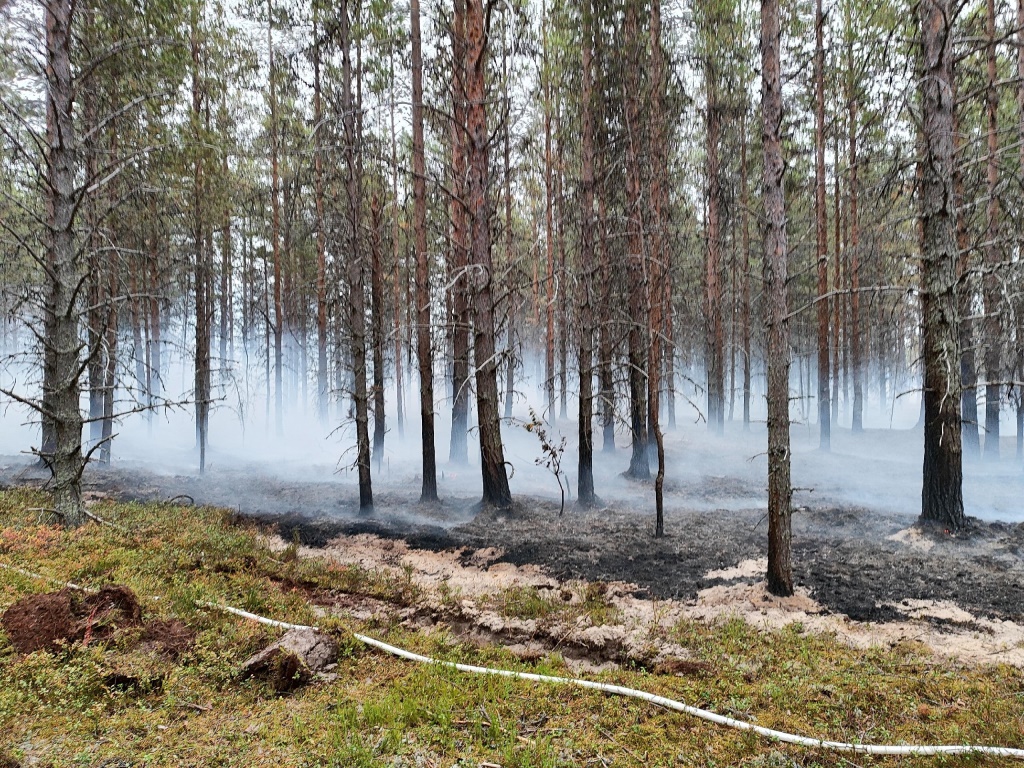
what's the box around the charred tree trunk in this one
[918,0,964,529]
[761,0,793,596]
[465,0,511,508]
[411,0,437,502]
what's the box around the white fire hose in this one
[202,601,1024,760]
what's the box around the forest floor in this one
[2,436,1024,766]
[2,439,1024,670]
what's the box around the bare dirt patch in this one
[1,585,142,654]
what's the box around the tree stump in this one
[239,628,338,692]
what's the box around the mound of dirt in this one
[1,585,142,654]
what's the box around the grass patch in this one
[0,488,1020,766]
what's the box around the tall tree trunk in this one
[99,241,117,465]
[192,16,211,474]
[390,51,405,439]
[814,0,831,451]
[148,232,162,406]
[761,0,793,596]
[649,0,667,535]
[449,0,471,464]
[918,0,964,529]
[412,0,437,501]
[465,0,512,507]
[846,5,863,433]
[705,51,725,435]
[982,0,1002,458]
[577,0,596,507]
[832,121,842,425]
[741,109,752,430]
[342,0,372,510]
[43,0,86,525]
[952,74,980,456]
[556,150,569,421]
[314,0,329,425]
[623,0,649,481]
[370,194,386,468]
[543,0,556,423]
[130,267,146,400]
[83,65,104,451]
[502,20,516,422]
[598,187,616,452]
[219,125,231,382]
[1017,0,1024,459]
[268,0,283,437]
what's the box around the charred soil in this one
[3,459,1024,630]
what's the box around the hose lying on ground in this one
[199,600,1024,760]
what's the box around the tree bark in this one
[649,0,667,535]
[952,75,980,457]
[501,21,516,422]
[342,0,372,511]
[370,194,386,469]
[411,0,437,502]
[982,0,1002,459]
[846,4,863,434]
[918,0,965,529]
[267,0,283,437]
[761,0,793,596]
[741,109,752,430]
[705,49,724,435]
[543,0,556,423]
[192,15,211,474]
[449,0,471,464]
[390,52,405,439]
[1017,0,1024,459]
[314,0,329,426]
[623,0,649,481]
[465,0,512,508]
[43,0,86,525]
[577,0,596,507]
[814,0,831,451]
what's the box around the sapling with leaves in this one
[524,407,567,515]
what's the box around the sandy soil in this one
[4,456,1024,668]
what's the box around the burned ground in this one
[4,457,1021,631]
